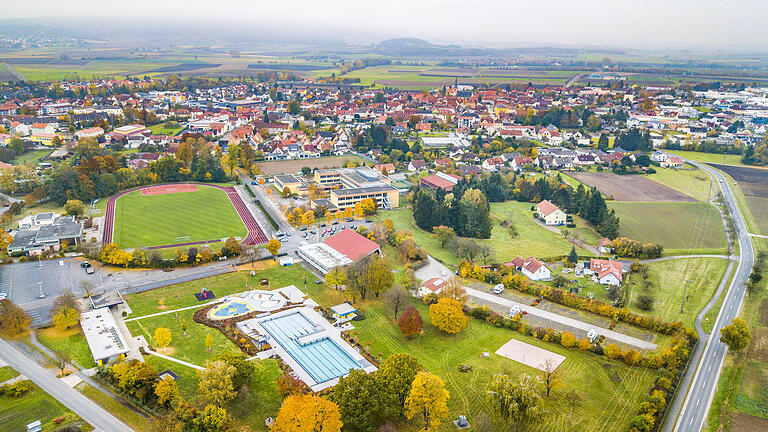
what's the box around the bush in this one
[422,293,439,305]
[636,295,655,311]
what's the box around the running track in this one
[101,183,268,248]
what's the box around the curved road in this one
[669,160,754,432]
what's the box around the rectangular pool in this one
[261,310,361,383]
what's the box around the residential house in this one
[418,277,448,297]
[507,256,552,281]
[536,200,566,226]
[586,258,623,286]
[408,159,427,172]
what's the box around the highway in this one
[671,161,754,432]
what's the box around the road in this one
[670,161,754,432]
[0,337,134,432]
[416,256,657,350]
[565,73,584,87]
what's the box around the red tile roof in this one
[324,229,381,261]
[420,277,448,293]
[537,200,560,217]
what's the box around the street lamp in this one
[37,281,45,299]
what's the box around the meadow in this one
[112,186,247,249]
[647,166,714,202]
[0,378,89,431]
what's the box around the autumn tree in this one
[604,344,623,359]
[560,331,577,348]
[487,373,544,432]
[0,230,12,251]
[431,225,456,248]
[325,266,347,290]
[154,327,172,352]
[198,360,237,406]
[0,299,31,334]
[272,394,342,432]
[429,298,466,334]
[376,353,421,416]
[53,350,71,375]
[155,375,179,407]
[438,277,467,305]
[331,369,385,432]
[405,371,450,432]
[52,306,79,331]
[213,351,257,391]
[398,306,423,338]
[205,333,214,351]
[302,210,315,227]
[540,358,562,397]
[222,237,241,256]
[265,239,281,258]
[360,198,377,215]
[384,286,409,320]
[64,199,85,217]
[720,318,751,351]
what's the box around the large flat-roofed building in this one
[81,308,129,365]
[312,167,399,210]
[297,229,381,274]
[274,174,304,195]
[8,214,83,256]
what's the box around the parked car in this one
[86,267,95,274]
[508,305,522,317]
[587,329,599,343]
[332,221,339,225]
[0,293,7,300]
[81,261,91,269]
[299,227,307,231]
[492,284,504,294]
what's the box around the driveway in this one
[0,337,134,432]
[416,256,657,351]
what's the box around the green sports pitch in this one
[112,185,248,249]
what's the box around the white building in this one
[80,308,129,366]
[536,200,567,226]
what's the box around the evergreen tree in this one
[568,246,579,264]
[597,209,621,239]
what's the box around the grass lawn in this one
[667,150,752,167]
[37,326,96,369]
[0,366,19,382]
[76,382,153,431]
[113,185,247,249]
[626,257,729,329]
[647,166,715,202]
[148,123,183,136]
[379,202,594,268]
[0,379,90,431]
[11,149,50,166]
[609,201,727,252]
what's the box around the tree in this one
[287,100,301,115]
[560,331,577,348]
[540,358,561,397]
[604,344,622,359]
[0,229,12,251]
[398,306,423,338]
[360,198,377,215]
[429,298,466,334]
[431,225,456,248]
[487,373,544,432]
[205,333,213,351]
[155,376,179,407]
[459,188,492,239]
[272,394,342,432]
[213,351,256,390]
[181,320,187,337]
[53,350,71,375]
[404,371,450,432]
[331,369,385,432]
[0,299,31,334]
[568,245,578,264]
[439,277,467,305]
[222,237,240,256]
[64,199,85,217]
[154,327,172,352]
[198,360,236,406]
[720,318,751,351]
[376,353,421,416]
[325,267,347,290]
[586,115,601,132]
[302,210,315,227]
[52,306,79,331]
[265,239,281,258]
[384,286,409,320]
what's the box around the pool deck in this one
[238,306,376,392]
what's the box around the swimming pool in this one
[209,299,253,319]
[261,310,361,383]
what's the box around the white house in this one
[586,258,623,286]
[536,200,567,226]
[508,256,552,281]
[418,277,448,297]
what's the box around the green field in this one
[626,257,729,329]
[379,202,594,268]
[113,185,247,249]
[668,150,752,167]
[647,166,714,202]
[148,123,183,136]
[0,366,19,383]
[0,378,89,431]
[37,327,96,369]
[609,201,727,253]
[11,149,50,166]
[76,382,153,431]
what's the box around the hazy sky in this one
[6,0,768,50]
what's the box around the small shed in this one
[331,302,357,323]
[26,420,42,432]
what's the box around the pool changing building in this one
[81,308,129,365]
[297,229,381,274]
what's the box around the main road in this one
[669,160,754,432]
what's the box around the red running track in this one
[101,183,268,248]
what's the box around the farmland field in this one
[668,150,750,167]
[647,166,714,202]
[609,201,727,252]
[568,172,695,201]
[0,378,89,431]
[710,163,768,234]
[255,155,365,175]
[112,185,247,249]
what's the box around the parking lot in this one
[273,218,374,245]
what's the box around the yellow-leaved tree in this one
[405,371,450,431]
[272,394,342,432]
[154,327,172,352]
[429,297,466,334]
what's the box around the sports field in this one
[112,185,248,249]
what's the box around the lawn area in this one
[76,382,153,431]
[379,202,594,268]
[37,326,96,369]
[351,295,659,431]
[113,185,247,249]
[667,150,751,167]
[647,166,714,202]
[609,201,727,253]
[148,123,183,136]
[626,257,729,329]
[11,149,50,166]
[0,378,90,431]
[0,366,19,382]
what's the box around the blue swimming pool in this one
[211,301,251,318]
[261,311,361,383]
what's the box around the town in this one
[0,8,767,432]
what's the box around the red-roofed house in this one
[507,256,551,281]
[510,156,533,171]
[418,277,448,297]
[536,200,566,225]
[661,157,684,168]
[587,258,623,285]
[419,172,461,192]
[324,229,381,261]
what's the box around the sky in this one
[5,0,768,50]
